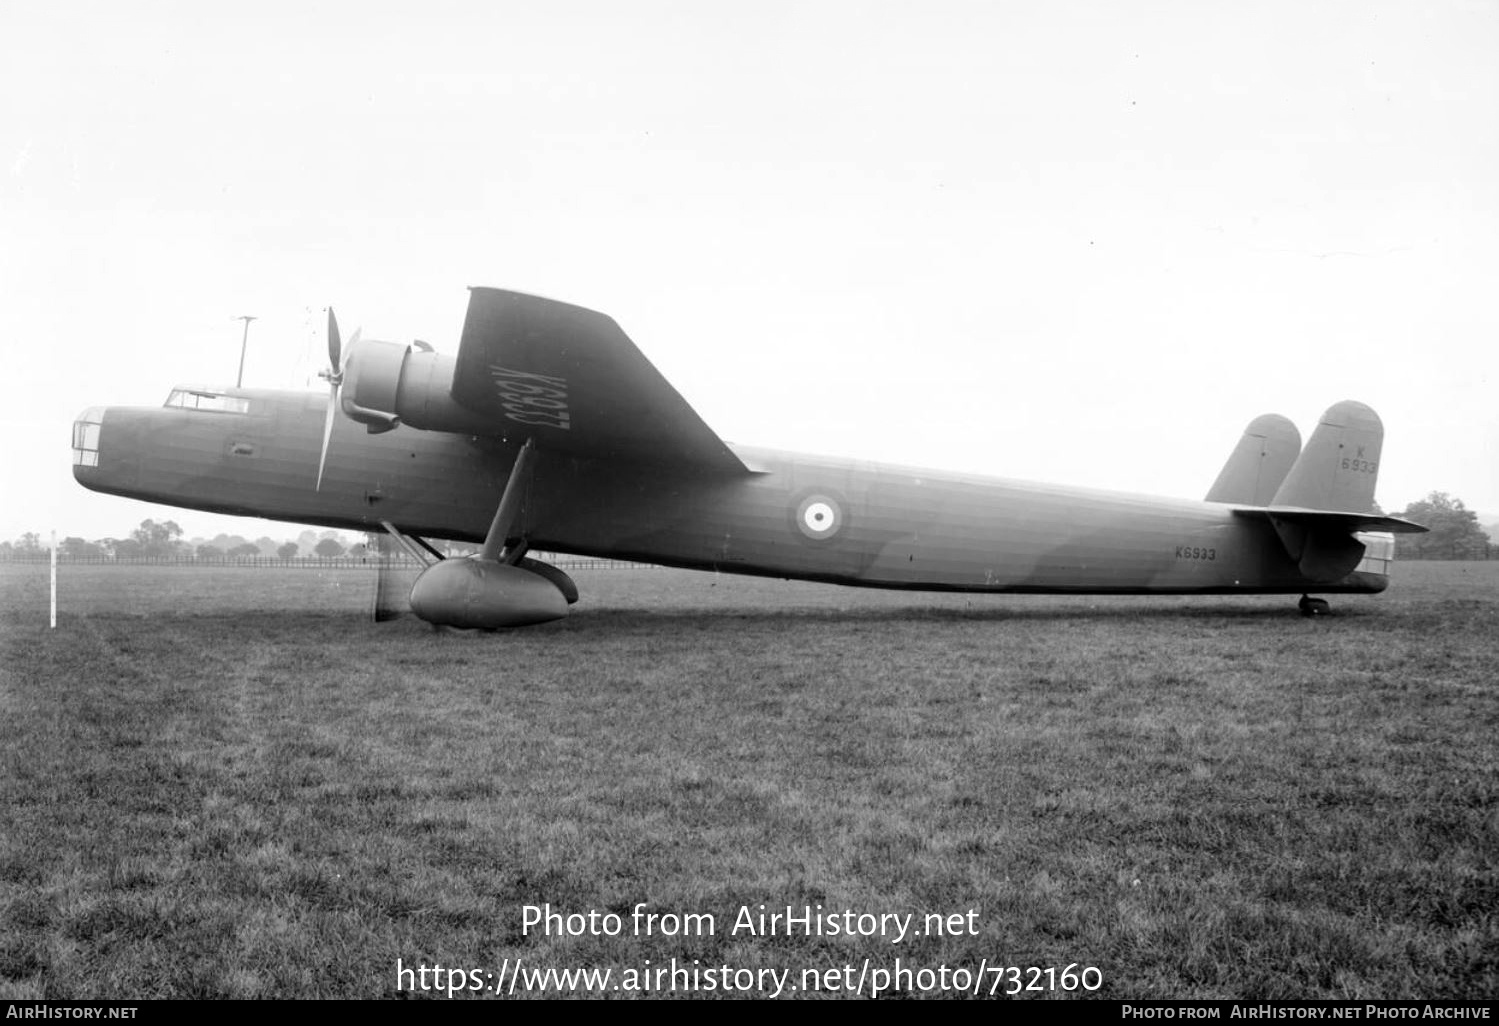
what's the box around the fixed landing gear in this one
[1298,594,1330,617]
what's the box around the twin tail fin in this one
[1209,401,1426,582]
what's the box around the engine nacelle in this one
[408,558,569,629]
[341,340,498,436]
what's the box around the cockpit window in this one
[165,389,250,414]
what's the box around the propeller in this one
[316,308,359,490]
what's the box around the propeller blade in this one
[315,381,337,491]
[315,309,359,491]
[327,308,342,373]
[340,327,361,382]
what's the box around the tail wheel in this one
[1298,595,1331,617]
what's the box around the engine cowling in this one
[340,340,497,436]
[408,558,569,629]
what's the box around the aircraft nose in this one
[72,405,145,495]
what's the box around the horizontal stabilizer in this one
[1231,506,1427,582]
[1231,507,1428,535]
[1206,413,1301,505]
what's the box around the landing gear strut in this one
[402,438,576,629]
[1298,594,1330,617]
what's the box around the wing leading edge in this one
[450,288,750,475]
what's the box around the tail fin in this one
[1271,400,1384,513]
[1206,413,1301,505]
[1228,401,1426,582]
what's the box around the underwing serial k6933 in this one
[73,287,1427,628]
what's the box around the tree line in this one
[1391,492,1493,560]
[1,519,364,562]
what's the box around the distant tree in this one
[196,544,225,561]
[1397,492,1491,560]
[61,537,106,559]
[111,537,143,559]
[16,532,44,554]
[277,541,301,561]
[131,519,183,558]
[227,543,261,558]
[313,538,345,559]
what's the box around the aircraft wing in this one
[450,287,750,474]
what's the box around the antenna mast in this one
[235,315,257,388]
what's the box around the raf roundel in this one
[796,495,843,541]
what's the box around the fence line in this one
[0,554,659,571]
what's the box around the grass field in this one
[1,561,1495,999]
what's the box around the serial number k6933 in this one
[1175,545,1216,560]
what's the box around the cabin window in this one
[165,389,250,414]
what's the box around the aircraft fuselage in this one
[73,387,1388,595]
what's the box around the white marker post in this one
[50,530,57,629]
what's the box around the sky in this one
[3,0,1496,543]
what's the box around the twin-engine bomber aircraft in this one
[73,287,1426,628]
